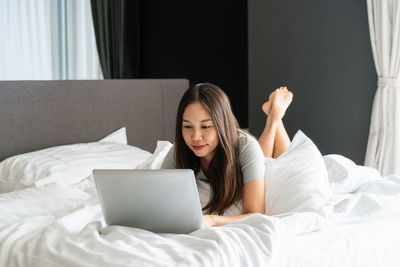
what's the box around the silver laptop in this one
[92,169,204,234]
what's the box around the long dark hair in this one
[174,83,243,214]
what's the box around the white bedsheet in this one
[1,173,400,266]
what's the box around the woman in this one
[161,83,293,227]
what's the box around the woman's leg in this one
[258,117,279,158]
[272,120,291,158]
[258,87,292,158]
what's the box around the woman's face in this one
[182,102,219,163]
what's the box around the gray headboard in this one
[0,79,189,161]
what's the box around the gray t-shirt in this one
[160,130,265,183]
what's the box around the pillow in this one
[265,130,332,215]
[136,141,173,169]
[98,127,128,144]
[0,128,151,193]
[323,154,381,194]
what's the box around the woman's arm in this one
[203,213,257,227]
[204,177,265,227]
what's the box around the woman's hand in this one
[203,215,216,228]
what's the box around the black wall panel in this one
[140,1,248,127]
[249,0,376,164]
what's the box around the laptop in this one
[92,169,204,234]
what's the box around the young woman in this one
[161,83,293,227]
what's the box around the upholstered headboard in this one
[0,79,189,161]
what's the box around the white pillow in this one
[265,130,332,215]
[323,154,381,194]
[0,128,151,193]
[98,127,128,144]
[136,141,173,169]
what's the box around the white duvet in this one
[1,167,400,266]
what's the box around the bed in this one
[0,79,399,267]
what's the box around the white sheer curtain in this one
[365,0,400,176]
[0,0,103,80]
[63,0,103,79]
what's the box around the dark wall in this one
[249,0,377,164]
[140,1,248,127]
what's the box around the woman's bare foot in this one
[271,87,293,121]
[262,100,272,116]
[262,86,293,121]
[261,90,275,116]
